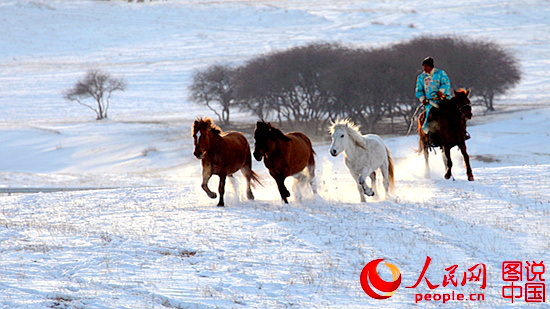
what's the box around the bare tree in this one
[233,43,346,131]
[64,69,126,120]
[188,64,237,126]
[328,47,398,132]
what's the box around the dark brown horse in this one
[417,89,474,181]
[193,117,260,206]
[253,121,316,203]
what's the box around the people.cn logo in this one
[360,258,402,299]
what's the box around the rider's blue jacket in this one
[415,68,451,103]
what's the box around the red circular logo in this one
[360,258,402,299]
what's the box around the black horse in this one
[253,121,316,203]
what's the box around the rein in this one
[407,104,423,136]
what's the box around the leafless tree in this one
[233,43,346,131]
[64,69,126,120]
[328,47,399,132]
[188,64,236,126]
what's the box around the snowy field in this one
[1,0,549,308]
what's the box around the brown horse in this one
[253,121,316,204]
[193,117,260,206]
[417,89,474,181]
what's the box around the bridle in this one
[457,102,472,118]
[441,95,471,118]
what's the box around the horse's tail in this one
[309,145,316,167]
[306,139,317,194]
[415,111,428,154]
[386,146,395,192]
[250,170,262,188]
[242,139,262,188]
[298,132,315,168]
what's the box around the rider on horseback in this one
[415,57,451,134]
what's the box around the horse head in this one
[329,121,350,157]
[192,117,221,159]
[329,119,365,157]
[253,121,291,161]
[454,89,472,120]
[253,121,271,161]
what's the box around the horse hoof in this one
[247,193,255,200]
[361,186,374,196]
[217,204,225,207]
[468,176,474,181]
[208,193,217,199]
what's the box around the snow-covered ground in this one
[1,1,549,308]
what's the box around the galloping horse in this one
[253,121,316,204]
[329,120,394,202]
[193,117,260,206]
[417,89,474,181]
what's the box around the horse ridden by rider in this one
[415,57,474,181]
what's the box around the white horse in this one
[329,120,394,202]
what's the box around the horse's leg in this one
[359,168,375,197]
[443,146,454,180]
[292,173,304,203]
[217,174,227,206]
[228,174,240,200]
[423,146,431,179]
[272,172,290,204]
[218,175,227,207]
[307,163,317,195]
[201,162,217,199]
[369,171,379,200]
[458,142,474,181]
[351,172,366,203]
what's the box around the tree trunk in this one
[487,95,495,111]
[97,98,104,119]
[222,107,230,126]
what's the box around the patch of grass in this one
[142,146,158,156]
[159,248,197,258]
[472,154,501,163]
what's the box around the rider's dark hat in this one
[422,57,434,68]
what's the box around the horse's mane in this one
[452,88,469,101]
[329,119,368,150]
[455,88,469,96]
[257,120,291,141]
[193,117,222,136]
[449,88,471,111]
